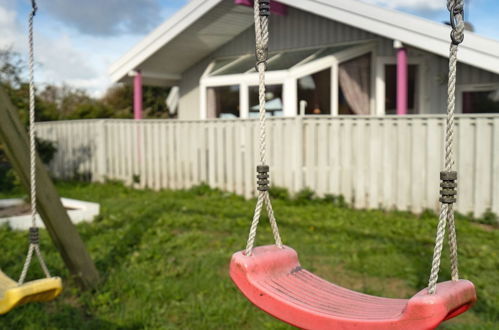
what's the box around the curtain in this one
[338,54,371,115]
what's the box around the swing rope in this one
[19,0,51,285]
[427,0,464,295]
[245,0,283,256]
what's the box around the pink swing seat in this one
[230,245,476,330]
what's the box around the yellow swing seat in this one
[0,270,62,314]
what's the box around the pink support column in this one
[396,47,408,115]
[134,70,143,120]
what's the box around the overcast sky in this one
[1,0,497,97]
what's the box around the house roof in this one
[109,0,499,85]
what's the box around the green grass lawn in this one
[0,182,498,329]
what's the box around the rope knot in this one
[255,47,268,71]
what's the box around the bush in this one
[0,163,16,191]
[323,194,348,208]
[269,186,290,200]
[189,183,216,196]
[478,209,498,226]
[0,138,57,192]
[294,187,316,204]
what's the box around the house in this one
[109,0,499,120]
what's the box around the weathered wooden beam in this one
[0,87,99,289]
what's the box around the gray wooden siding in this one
[37,115,499,217]
[214,7,376,57]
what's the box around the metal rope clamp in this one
[259,0,270,16]
[449,4,464,45]
[29,227,40,245]
[439,171,457,204]
[257,165,270,191]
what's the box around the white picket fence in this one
[36,115,499,217]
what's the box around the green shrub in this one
[0,137,57,192]
[36,137,57,164]
[419,208,437,219]
[0,164,16,191]
[294,187,316,203]
[269,186,289,200]
[478,209,498,226]
[189,183,216,196]
[323,194,348,208]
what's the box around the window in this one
[202,43,376,119]
[462,90,499,114]
[384,64,418,114]
[297,68,331,115]
[206,85,240,118]
[249,85,283,117]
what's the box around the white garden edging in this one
[0,198,99,230]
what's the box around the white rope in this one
[19,0,51,285]
[28,1,37,233]
[245,1,283,255]
[428,0,464,294]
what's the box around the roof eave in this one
[108,0,224,83]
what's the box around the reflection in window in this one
[338,54,371,115]
[267,48,319,71]
[249,85,283,117]
[206,85,240,119]
[297,68,331,115]
[213,56,255,75]
[462,90,499,114]
[385,64,418,114]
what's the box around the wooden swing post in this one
[0,87,99,289]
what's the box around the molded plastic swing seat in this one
[0,270,62,314]
[230,245,476,330]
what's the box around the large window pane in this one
[267,49,320,71]
[206,85,240,119]
[249,85,283,117]
[211,57,237,73]
[214,56,254,75]
[385,64,418,114]
[462,90,499,113]
[297,68,331,115]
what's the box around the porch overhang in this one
[109,0,252,86]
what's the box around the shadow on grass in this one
[0,303,143,330]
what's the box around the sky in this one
[1,0,498,97]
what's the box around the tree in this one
[0,47,25,88]
[1,46,172,121]
[101,83,172,119]
[0,48,58,191]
